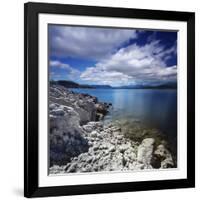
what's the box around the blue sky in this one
[49,25,177,86]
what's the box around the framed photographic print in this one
[24,2,195,198]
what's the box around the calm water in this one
[72,88,177,143]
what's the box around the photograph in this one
[48,25,178,174]
[24,2,195,197]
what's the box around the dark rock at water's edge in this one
[49,85,111,166]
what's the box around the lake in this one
[72,88,177,150]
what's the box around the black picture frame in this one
[24,2,195,198]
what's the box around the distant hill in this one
[118,83,177,89]
[50,80,93,88]
[90,85,112,89]
[50,80,113,89]
[151,82,177,89]
[52,80,79,88]
[50,80,177,89]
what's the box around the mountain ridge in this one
[50,80,177,89]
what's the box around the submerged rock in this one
[136,138,174,169]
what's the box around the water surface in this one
[72,88,177,150]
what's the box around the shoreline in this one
[49,85,175,174]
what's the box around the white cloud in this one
[81,67,132,86]
[50,60,81,80]
[49,26,137,60]
[80,40,177,86]
[50,60,71,69]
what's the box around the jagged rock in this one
[83,121,103,133]
[95,103,109,115]
[90,131,98,138]
[49,103,90,166]
[66,163,77,173]
[108,145,116,152]
[124,148,136,162]
[137,138,155,167]
[96,113,104,121]
[119,144,130,153]
[49,85,111,166]
[92,144,100,151]
[154,144,174,168]
[74,100,96,125]
[49,165,66,174]
[60,123,139,173]
[82,124,94,133]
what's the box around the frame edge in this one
[24,2,195,197]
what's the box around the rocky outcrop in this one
[50,121,175,174]
[65,123,138,172]
[137,138,155,169]
[50,122,138,173]
[49,103,89,166]
[49,85,175,173]
[49,85,111,166]
[153,144,174,168]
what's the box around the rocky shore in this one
[49,85,175,174]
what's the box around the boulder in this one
[95,103,109,115]
[49,101,90,166]
[49,85,110,167]
[74,100,96,125]
[154,144,174,168]
[137,138,155,167]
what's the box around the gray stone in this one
[66,163,77,173]
[119,144,130,153]
[90,131,98,138]
[137,138,155,167]
[154,144,174,168]
[108,145,116,152]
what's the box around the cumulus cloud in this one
[49,25,138,60]
[81,68,132,86]
[80,40,177,86]
[49,60,81,80]
[50,60,71,69]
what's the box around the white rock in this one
[137,138,155,166]
[108,145,116,152]
[90,131,98,138]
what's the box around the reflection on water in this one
[72,89,177,150]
